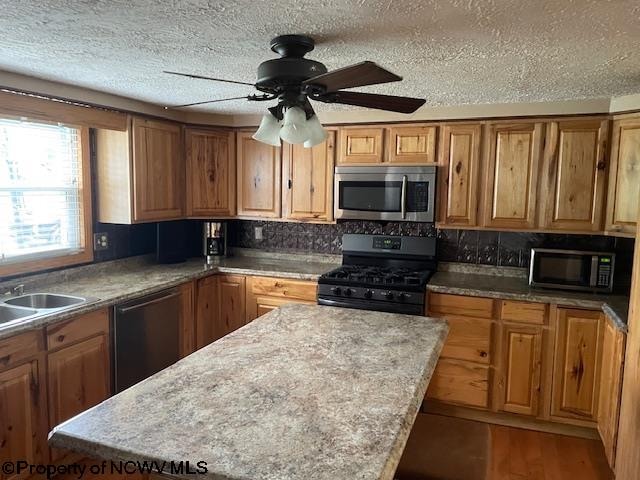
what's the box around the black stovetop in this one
[319,264,435,290]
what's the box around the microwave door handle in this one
[589,256,599,287]
[401,175,408,219]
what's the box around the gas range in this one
[318,234,437,315]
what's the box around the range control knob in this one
[384,291,394,300]
[398,293,408,302]
[364,289,373,299]
[344,288,353,296]
[330,287,342,295]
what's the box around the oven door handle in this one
[401,175,408,219]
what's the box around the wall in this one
[228,220,635,292]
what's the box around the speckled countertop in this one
[428,271,630,331]
[0,253,339,340]
[49,304,448,480]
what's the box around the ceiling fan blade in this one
[165,96,249,109]
[163,70,254,86]
[313,91,426,114]
[303,61,401,92]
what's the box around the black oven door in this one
[530,250,593,290]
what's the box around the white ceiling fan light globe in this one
[303,115,327,148]
[253,113,281,146]
[279,106,310,144]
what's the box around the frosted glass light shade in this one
[279,106,310,144]
[303,115,327,148]
[253,113,281,146]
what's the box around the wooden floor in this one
[489,425,613,480]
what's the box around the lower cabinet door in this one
[195,275,219,348]
[47,334,110,461]
[426,358,490,408]
[597,320,625,468]
[497,324,543,416]
[218,274,246,335]
[0,360,48,480]
[551,308,604,423]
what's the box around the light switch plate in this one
[93,232,109,251]
[254,227,263,241]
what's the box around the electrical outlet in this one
[254,227,263,241]
[93,232,109,251]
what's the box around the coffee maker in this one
[203,222,227,263]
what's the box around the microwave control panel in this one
[597,256,614,287]
[407,182,429,211]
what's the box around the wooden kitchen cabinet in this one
[426,293,494,409]
[96,116,184,223]
[539,119,609,232]
[236,131,281,218]
[282,131,335,222]
[551,308,604,424]
[496,323,543,416]
[606,116,640,236]
[185,128,236,217]
[481,121,544,229]
[245,276,317,322]
[337,126,384,164]
[218,274,247,335]
[386,125,437,164]
[0,331,48,480]
[195,274,246,348]
[179,281,196,358]
[437,123,483,227]
[597,319,626,468]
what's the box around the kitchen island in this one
[49,304,448,480]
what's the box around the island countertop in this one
[49,304,448,480]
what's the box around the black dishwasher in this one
[113,288,181,393]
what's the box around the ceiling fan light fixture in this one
[303,115,327,148]
[252,112,282,146]
[279,106,310,144]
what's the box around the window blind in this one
[0,118,85,265]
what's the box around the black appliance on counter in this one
[203,221,227,263]
[317,234,437,315]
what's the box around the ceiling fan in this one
[164,34,426,147]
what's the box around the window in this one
[0,117,92,275]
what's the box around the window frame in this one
[0,117,93,278]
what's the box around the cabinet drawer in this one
[426,358,490,408]
[501,300,547,325]
[46,308,109,351]
[440,315,492,364]
[429,293,494,318]
[250,277,317,301]
[0,329,44,369]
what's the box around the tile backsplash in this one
[228,220,635,289]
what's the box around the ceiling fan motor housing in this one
[256,57,328,93]
[256,35,328,94]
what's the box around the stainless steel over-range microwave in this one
[334,165,436,222]
[529,248,615,293]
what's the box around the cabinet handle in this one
[288,179,292,189]
[597,161,606,170]
[57,335,65,343]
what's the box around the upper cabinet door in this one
[185,128,236,217]
[131,117,184,222]
[236,132,281,218]
[386,125,437,164]
[437,124,482,227]
[337,127,384,164]
[606,117,640,236]
[283,131,335,222]
[481,122,544,229]
[540,119,609,232]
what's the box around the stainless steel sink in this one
[5,293,87,309]
[0,304,38,324]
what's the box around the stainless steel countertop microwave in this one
[529,248,615,293]
[334,165,436,222]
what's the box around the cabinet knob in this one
[57,335,65,342]
[597,161,606,170]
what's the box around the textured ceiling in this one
[0,0,639,114]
